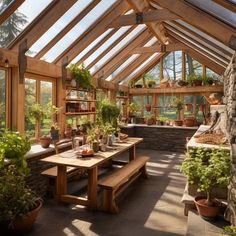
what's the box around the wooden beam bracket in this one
[136,12,143,24]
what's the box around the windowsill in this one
[122,124,198,130]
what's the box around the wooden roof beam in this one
[9,0,77,50]
[86,26,136,70]
[0,0,25,25]
[126,0,170,45]
[93,29,151,79]
[130,42,188,54]
[152,0,236,50]
[213,0,236,13]
[109,9,179,28]
[53,1,130,65]
[34,0,101,60]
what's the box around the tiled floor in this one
[29,149,188,236]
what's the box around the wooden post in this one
[88,166,98,210]
[61,56,68,89]
[18,39,27,84]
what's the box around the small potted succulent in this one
[181,147,230,219]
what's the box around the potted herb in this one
[145,113,154,125]
[147,80,156,88]
[128,102,140,123]
[181,147,230,219]
[156,116,169,125]
[171,97,184,126]
[187,74,203,86]
[87,126,100,152]
[184,116,196,127]
[69,63,94,90]
[202,75,214,86]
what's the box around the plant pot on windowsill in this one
[184,117,196,127]
[39,136,51,148]
[185,103,193,111]
[192,80,202,86]
[173,120,183,126]
[145,104,151,112]
[135,84,143,88]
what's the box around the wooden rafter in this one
[109,9,179,28]
[111,52,155,84]
[86,26,136,70]
[152,0,236,50]
[9,0,77,50]
[126,0,170,45]
[53,1,130,65]
[213,0,236,13]
[0,0,25,25]
[93,29,151,79]
[74,29,117,66]
[130,42,188,54]
[126,53,165,85]
[34,0,101,60]
[166,24,229,66]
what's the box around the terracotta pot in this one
[192,80,202,86]
[9,199,42,235]
[185,103,193,111]
[40,136,51,148]
[184,117,196,127]
[194,196,220,219]
[145,104,151,112]
[173,120,183,126]
[146,118,154,125]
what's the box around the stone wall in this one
[121,125,197,152]
[223,52,236,225]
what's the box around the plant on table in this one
[222,226,236,236]
[181,147,230,218]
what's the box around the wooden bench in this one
[98,156,149,213]
[41,138,85,196]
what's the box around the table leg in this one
[87,166,98,210]
[129,145,136,161]
[56,165,67,200]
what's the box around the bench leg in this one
[141,165,148,178]
[103,189,119,213]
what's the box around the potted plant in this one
[222,226,236,235]
[187,74,203,86]
[100,123,116,146]
[29,102,61,148]
[202,75,214,86]
[156,116,169,125]
[184,116,196,127]
[0,131,42,235]
[128,102,140,123]
[181,147,230,219]
[145,113,154,125]
[69,63,94,90]
[87,126,100,152]
[185,103,193,112]
[147,80,156,88]
[171,97,184,126]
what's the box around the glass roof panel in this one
[121,53,160,85]
[0,0,53,48]
[186,0,236,28]
[70,29,114,65]
[0,0,14,15]
[42,0,116,63]
[28,0,93,57]
[89,24,147,74]
[106,54,140,81]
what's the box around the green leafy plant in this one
[0,130,31,173]
[186,74,203,85]
[128,102,140,117]
[181,147,230,205]
[156,116,169,124]
[171,97,183,120]
[202,75,214,85]
[100,123,116,136]
[0,165,39,224]
[147,80,156,88]
[69,63,94,90]
[222,226,236,235]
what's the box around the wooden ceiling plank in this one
[153,0,236,50]
[93,29,151,79]
[0,0,25,25]
[34,0,101,60]
[86,26,136,70]
[131,42,188,54]
[213,0,236,13]
[53,0,130,65]
[109,9,179,28]
[126,0,170,44]
[9,0,77,50]
[165,23,230,65]
[74,28,117,66]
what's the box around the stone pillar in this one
[224,52,236,225]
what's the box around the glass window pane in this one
[196,95,205,122]
[0,0,14,14]
[158,96,177,120]
[0,0,53,48]
[163,51,182,81]
[40,81,53,136]
[0,69,6,129]
[132,96,142,117]
[206,67,221,81]
[185,54,203,77]
[25,78,36,137]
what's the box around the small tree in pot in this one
[181,147,230,219]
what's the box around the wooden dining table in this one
[40,137,143,210]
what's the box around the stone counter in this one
[121,124,197,152]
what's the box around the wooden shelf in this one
[116,96,128,99]
[65,112,97,116]
[129,85,223,95]
[65,98,97,103]
[66,86,95,92]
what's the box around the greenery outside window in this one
[0,69,7,129]
[158,96,177,120]
[186,54,203,78]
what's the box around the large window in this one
[158,96,178,120]
[25,76,55,138]
[163,51,182,81]
[0,69,6,129]
[185,54,203,78]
